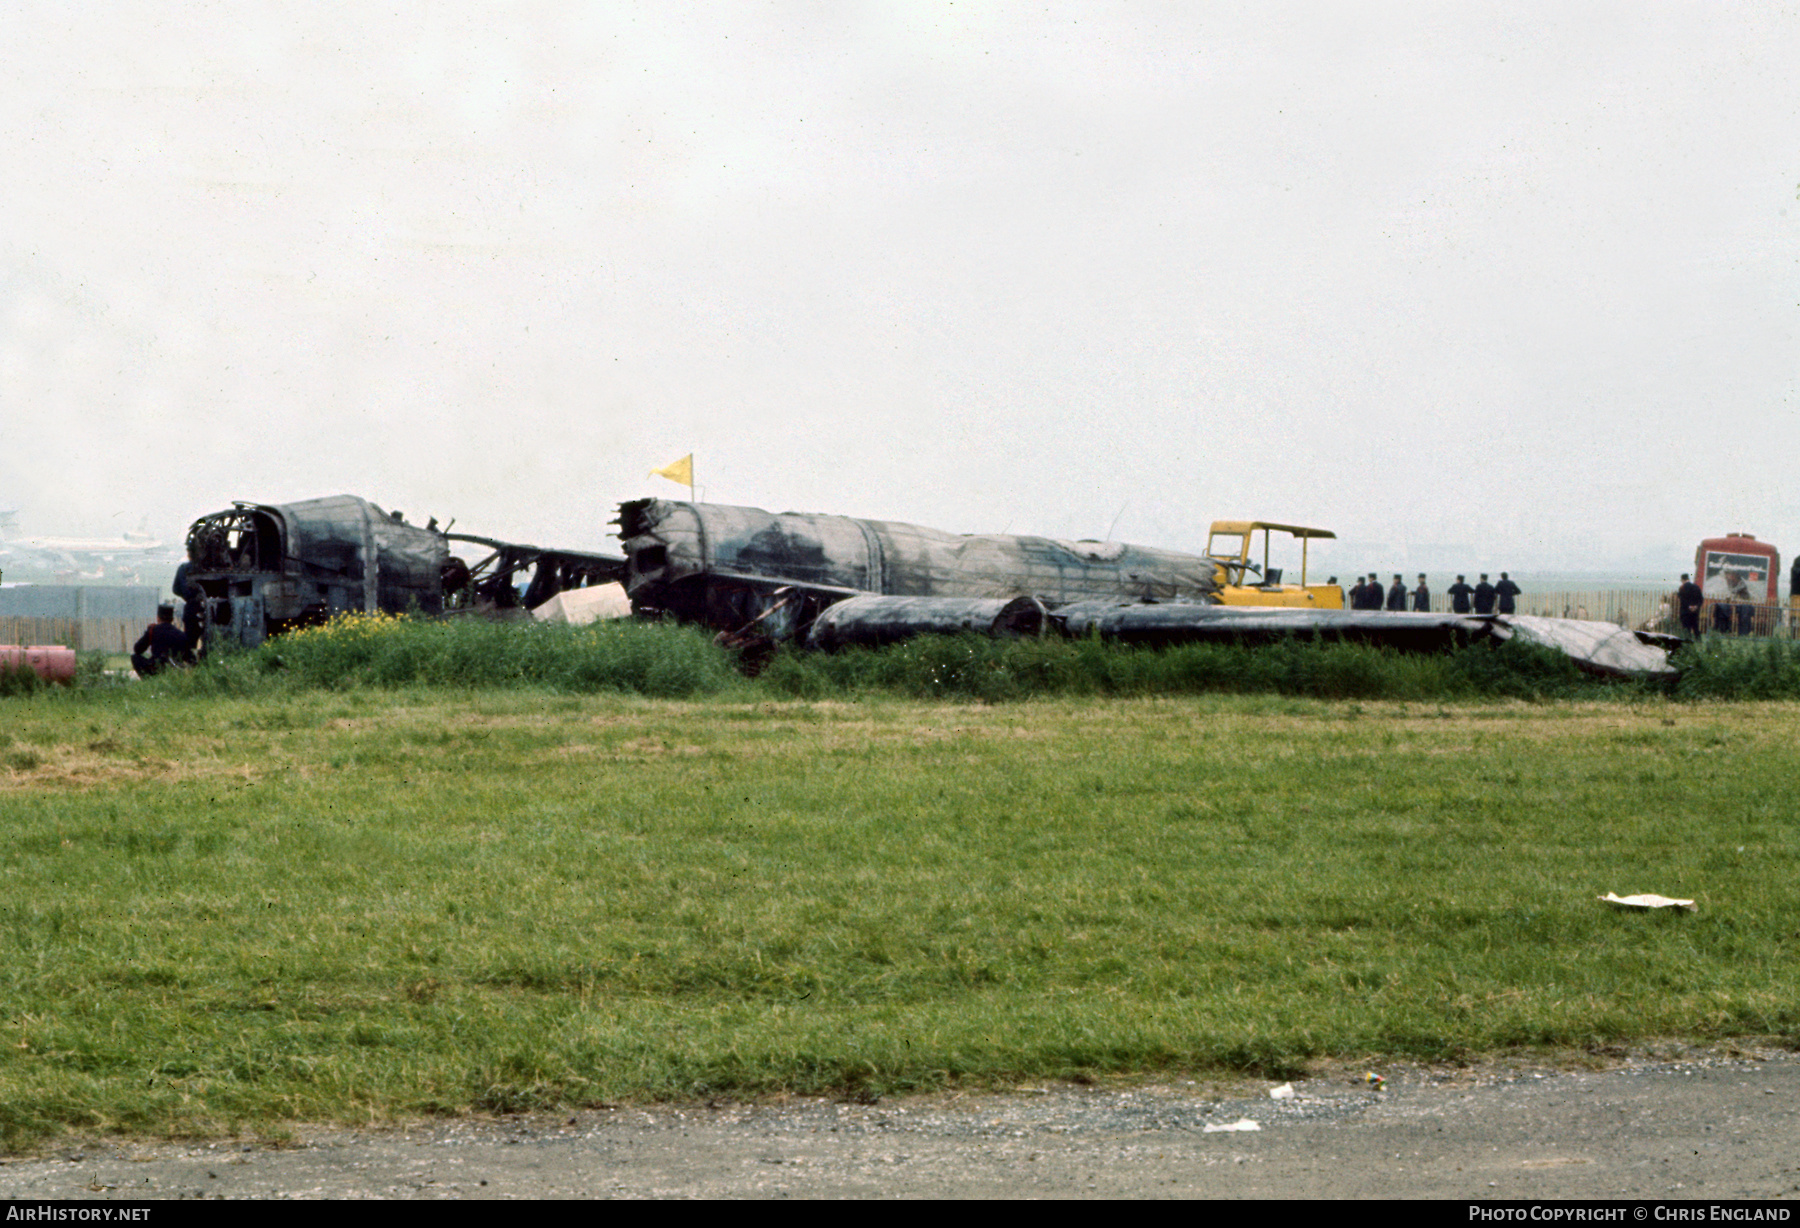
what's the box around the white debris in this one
[1269,1083,1295,1100]
[1495,615,1676,678]
[530,582,631,625]
[1599,892,1697,912]
[1202,1118,1262,1133]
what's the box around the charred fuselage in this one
[182,496,447,647]
[615,498,1222,638]
[182,495,625,648]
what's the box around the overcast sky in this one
[3,2,1796,577]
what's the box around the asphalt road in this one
[1,1047,1796,1199]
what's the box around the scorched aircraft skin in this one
[612,498,1677,677]
[171,493,1678,679]
[615,497,1222,635]
[182,495,624,648]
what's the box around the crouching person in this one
[133,604,195,677]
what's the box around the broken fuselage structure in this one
[615,498,1222,649]
[182,495,624,648]
[615,499,1677,677]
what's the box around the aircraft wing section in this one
[1048,603,1676,677]
[1491,615,1679,679]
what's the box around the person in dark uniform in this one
[1348,577,1369,610]
[181,584,207,658]
[1447,575,1473,614]
[1385,574,1406,611]
[1473,574,1497,615]
[132,605,194,677]
[1412,574,1431,612]
[1495,572,1521,615]
[1727,570,1756,635]
[1677,573,1703,638]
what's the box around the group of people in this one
[1347,573,1431,611]
[1674,573,1761,638]
[1346,572,1521,615]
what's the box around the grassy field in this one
[1,665,1797,1146]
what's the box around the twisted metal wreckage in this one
[174,494,1678,678]
[179,495,626,647]
[613,499,1678,677]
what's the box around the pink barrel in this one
[0,645,77,684]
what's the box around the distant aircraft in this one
[0,511,169,581]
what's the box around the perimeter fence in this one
[1414,588,1796,637]
[0,586,162,652]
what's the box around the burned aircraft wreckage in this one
[175,494,1675,677]
[180,495,624,648]
[614,497,1224,648]
[615,499,1678,676]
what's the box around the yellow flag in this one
[650,454,693,488]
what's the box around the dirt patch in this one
[611,739,708,758]
[0,746,265,791]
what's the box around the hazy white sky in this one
[3,2,1796,577]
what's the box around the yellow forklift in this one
[1204,521,1343,609]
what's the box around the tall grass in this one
[761,631,1605,702]
[1672,636,1800,700]
[16,613,1778,704]
[0,662,46,699]
[165,612,743,699]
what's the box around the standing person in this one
[1473,574,1498,615]
[1448,575,1474,614]
[1386,574,1406,611]
[181,584,207,658]
[1348,576,1368,610]
[1495,572,1521,615]
[1364,574,1385,610]
[1412,574,1431,612]
[132,605,194,677]
[1728,570,1756,636]
[1677,573,1704,638]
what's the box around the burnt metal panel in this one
[806,594,1048,651]
[1050,603,1677,677]
[1052,602,1490,652]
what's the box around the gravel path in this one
[2,1048,1796,1199]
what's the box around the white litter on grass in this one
[1599,892,1696,912]
[1202,1118,1262,1133]
[1269,1083,1295,1100]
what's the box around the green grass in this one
[0,682,1796,1147]
[108,612,1647,704]
[760,628,1601,701]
